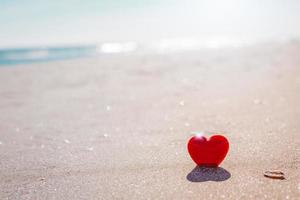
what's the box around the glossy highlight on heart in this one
[187,134,229,167]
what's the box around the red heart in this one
[187,134,229,167]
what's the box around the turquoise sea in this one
[0,46,98,65]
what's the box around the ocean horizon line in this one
[0,37,298,66]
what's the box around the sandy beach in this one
[0,42,300,199]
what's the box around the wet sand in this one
[0,42,300,199]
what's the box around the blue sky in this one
[0,0,167,47]
[1,0,300,48]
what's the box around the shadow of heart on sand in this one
[186,166,231,182]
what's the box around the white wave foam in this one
[98,42,137,53]
[150,37,250,53]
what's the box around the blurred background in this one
[1,0,300,64]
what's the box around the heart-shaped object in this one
[187,134,229,167]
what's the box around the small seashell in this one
[264,170,285,179]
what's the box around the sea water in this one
[0,46,98,65]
